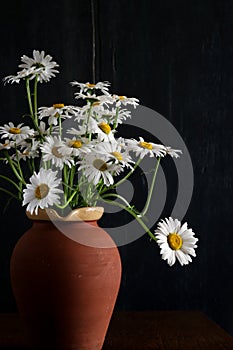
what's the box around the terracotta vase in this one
[10,207,122,350]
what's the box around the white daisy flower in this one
[22,168,63,215]
[154,217,198,266]
[38,104,79,126]
[16,139,40,161]
[95,140,134,169]
[0,139,15,150]
[113,108,132,124]
[165,146,182,158]
[96,121,116,142]
[3,50,59,84]
[3,67,35,84]
[70,81,110,94]
[126,137,166,159]
[0,122,34,142]
[58,137,92,157]
[74,92,115,108]
[113,94,139,108]
[94,108,131,126]
[35,121,59,137]
[78,153,119,186]
[40,135,74,169]
[74,116,116,142]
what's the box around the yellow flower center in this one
[9,127,21,134]
[93,159,108,172]
[69,140,82,148]
[86,83,96,88]
[167,233,183,250]
[52,146,63,158]
[53,103,64,108]
[34,183,49,199]
[98,122,111,134]
[111,151,123,161]
[118,96,126,100]
[23,151,29,156]
[139,141,153,150]
[93,101,100,106]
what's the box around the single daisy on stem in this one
[22,168,63,215]
[154,217,198,266]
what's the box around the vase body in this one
[10,210,122,350]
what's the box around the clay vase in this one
[10,207,122,350]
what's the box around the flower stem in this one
[141,156,161,217]
[4,152,26,185]
[113,107,119,129]
[33,75,38,126]
[0,174,22,191]
[86,103,93,137]
[0,187,20,200]
[26,78,34,117]
[100,197,157,242]
[26,78,44,139]
[56,190,78,209]
[114,158,142,187]
[102,192,131,207]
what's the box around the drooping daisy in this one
[113,94,139,108]
[0,122,34,142]
[70,81,110,94]
[16,139,41,161]
[38,104,79,126]
[126,137,166,159]
[40,135,74,169]
[95,140,134,169]
[165,146,182,158]
[78,101,105,116]
[78,153,119,186]
[58,137,92,157]
[22,168,63,215]
[73,116,116,142]
[95,107,131,126]
[35,121,59,137]
[113,108,132,124]
[3,67,35,84]
[154,217,198,266]
[0,139,15,151]
[3,50,59,84]
[96,121,116,142]
[74,92,115,108]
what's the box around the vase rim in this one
[26,207,104,222]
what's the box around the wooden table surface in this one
[0,311,233,349]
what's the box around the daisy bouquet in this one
[0,50,198,266]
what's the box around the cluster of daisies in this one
[0,50,198,266]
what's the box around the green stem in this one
[56,190,79,209]
[100,198,157,242]
[26,78,34,117]
[14,148,26,186]
[114,158,142,188]
[59,114,62,136]
[4,152,26,185]
[33,75,38,126]
[0,187,20,200]
[0,174,22,191]
[113,107,119,129]
[141,156,161,217]
[86,103,93,136]
[102,193,131,208]
[26,78,44,140]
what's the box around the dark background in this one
[1,0,233,336]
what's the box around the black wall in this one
[1,0,233,336]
